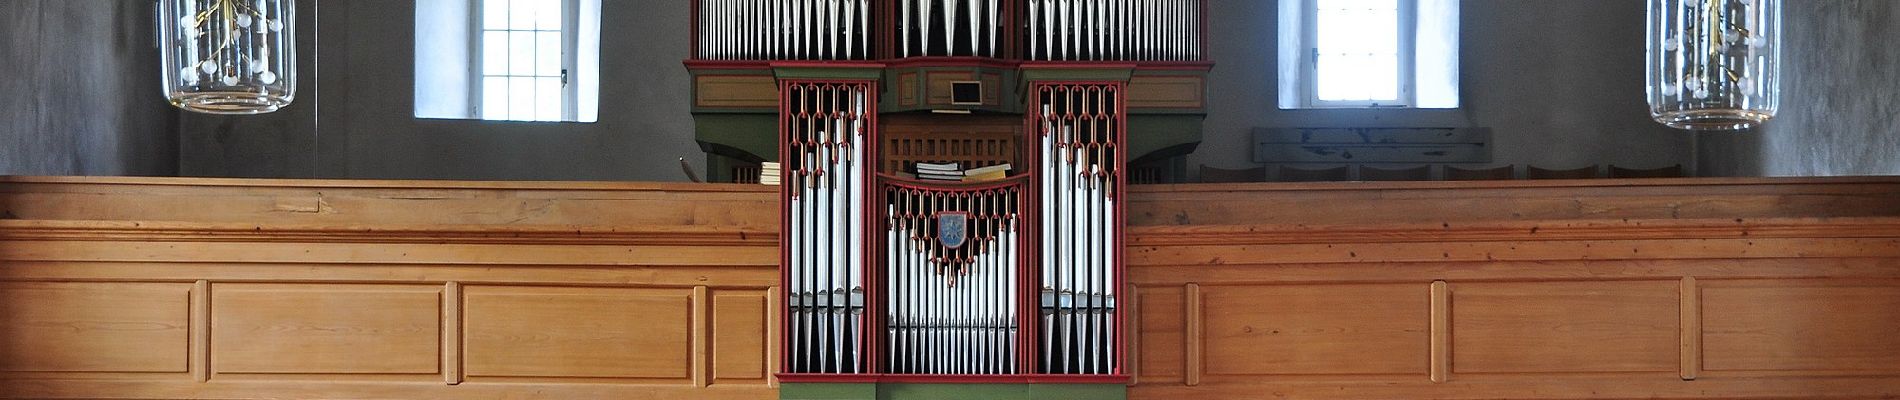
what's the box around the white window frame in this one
[1296,0,1416,108]
[471,0,581,121]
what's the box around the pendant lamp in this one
[159,0,296,114]
[1646,0,1780,130]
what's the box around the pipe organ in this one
[778,79,1127,381]
[695,0,1198,395]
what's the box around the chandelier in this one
[158,0,296,114]
[1646,0,1781,130]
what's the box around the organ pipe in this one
[1035,83,1120,374]
[696,0,1200,61]
[785,82,872,374]
[699,0,873,60]
[884,185,1022,375]
[1022,0,1198,61]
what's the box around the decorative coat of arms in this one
[936,211,969,249]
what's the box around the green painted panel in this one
[1128,115,1204,162]
[694,113,779,162]
[781,383,880,400]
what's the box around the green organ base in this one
[780,382,1127,400]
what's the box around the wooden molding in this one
[1431,281,1449,384]
[444,282,464,385]
[0,220,777,247]
[191,280,210,383]
[1185,283,1203,387]
[1680,276,1700,381]
[1129,217,1900,246]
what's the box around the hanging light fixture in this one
[1646,0,1781,131]
[159,0,296,114]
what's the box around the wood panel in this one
[463,286,694,380]
[878,114,1022,173]
[696,75,778,108]
[1451,281,1680,374]
[1,176,1898,400]
[0,177,779,228]
[898,72,919,106]
[211,284,442,375]
[1126,177,1900,227]
[0,282,191,373]
[1201,283,1428,377]
[1134,285,1185,384]
[923,71,1001,106]
[713,291,769,382]
[1127,75,1204,109]
[1702,279,1900,373]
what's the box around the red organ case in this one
[778,79,1127,383]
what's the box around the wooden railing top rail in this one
[0,175,776,192]
[7,175,1896,192]
[1130,176,1900,193]
[5,175,1898,229]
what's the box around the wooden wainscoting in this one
[0,177,781,399]
[3,176,1900,399]
[1123,178,1900,399]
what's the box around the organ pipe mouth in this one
[1040,290,1119,310]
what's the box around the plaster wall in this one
[0,0,177,176]
[1698,1,1900,177]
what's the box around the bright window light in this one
[1278,0,1459,109]
[414,0,599,122]
[481,0,569,121]
[1314,0,1403,102]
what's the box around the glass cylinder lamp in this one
[1646,0,1780,130]
[159,0,296,114]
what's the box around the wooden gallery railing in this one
[2,176,1900,399]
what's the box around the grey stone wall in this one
[0,0,178,176]
[6,0,1890,180]
[1699,1,1900,177]
[177,0,700,181]
[1193,0,1692,175]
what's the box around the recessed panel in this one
[464,286,692,379]
[713,292,768,381]
[1703,281,1900,372]
[1202,283,1428,376]
[1453,281,1678,374]
[1128,75,1205,108]
[1137,286,1185,382]
[695,75,778,108]
[0,282,191,373]
[212,284,442,374]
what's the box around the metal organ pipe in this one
[1035,84,1120,375]
[894,0,1001,57]
[696,0,871,60]
[883,182,1021,375]
[785,83,871,374]
[1019,0,1201,61]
